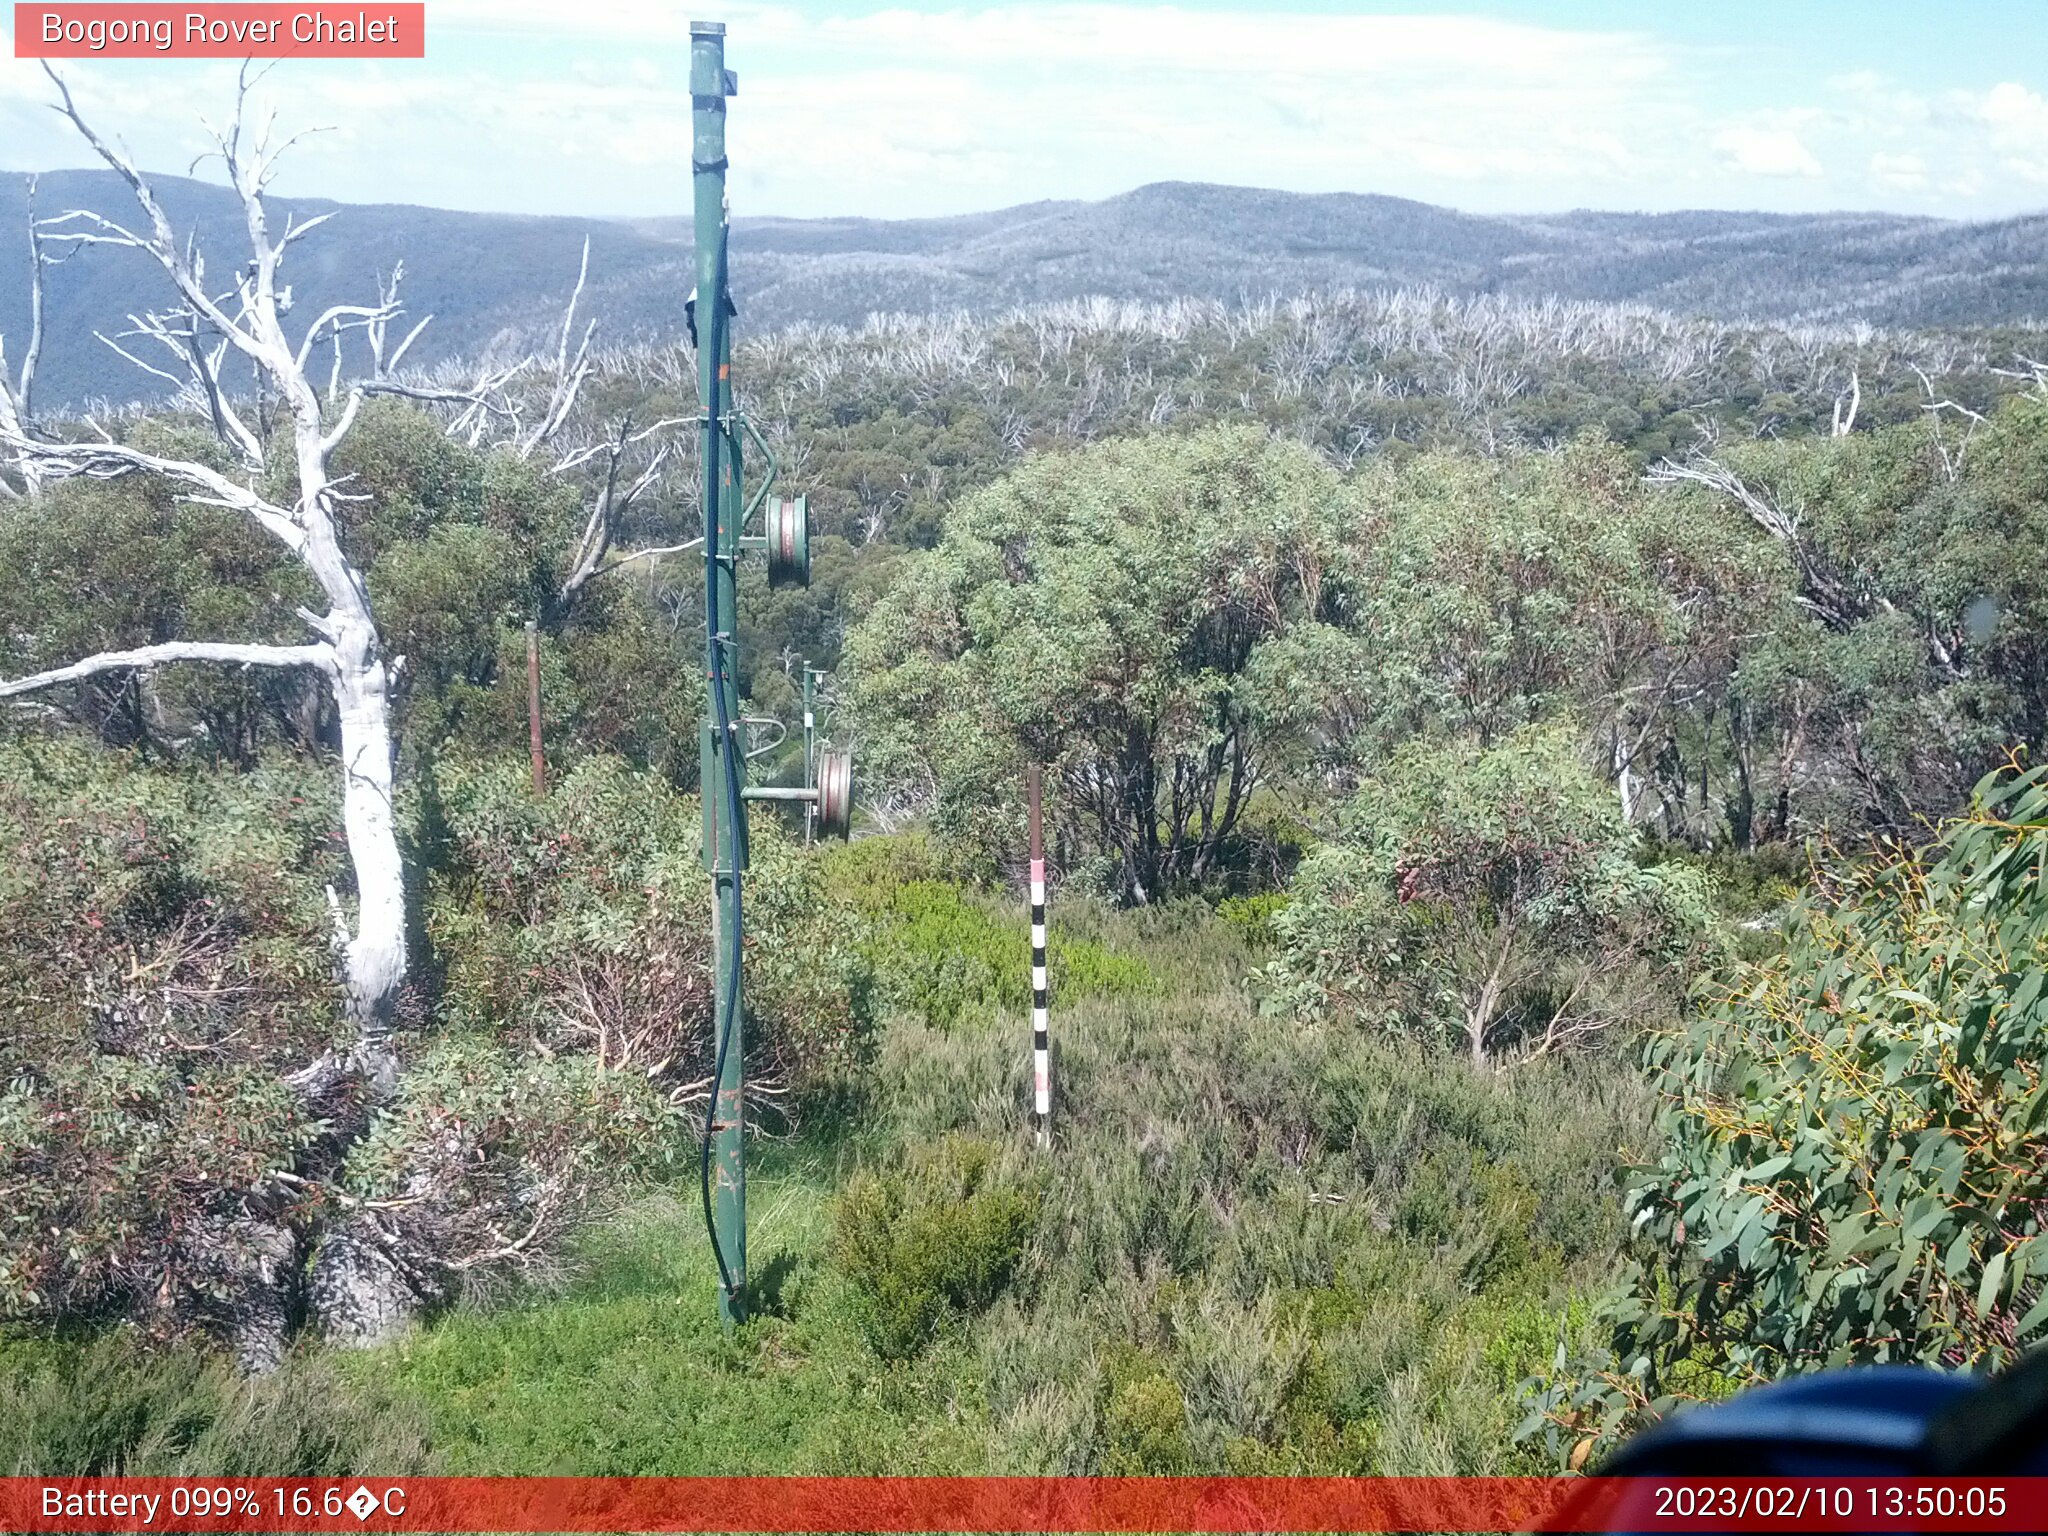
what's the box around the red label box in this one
[6,1476,2048,1533]
[14,4,426,58]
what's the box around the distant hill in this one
[7,172,2047,410]
[0,169,690,413]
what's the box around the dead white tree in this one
[0,173,59,497]
[1649,445,1966,681]
[364,236,694,620]
[0,67,410,1076]
[518,248,699,618]
[1831,367,1860,437]
[1990,352,2048,397]
[550,411,693,616]
[1910,363,1988,484]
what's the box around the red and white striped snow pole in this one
[1028,762,1050,1147]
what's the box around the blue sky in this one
[4,2,2046,220]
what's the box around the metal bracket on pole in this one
[740,414,779,525]
[740,715,788,760]
[741,749,854,839]
[803,666,819,846]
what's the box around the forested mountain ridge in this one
[7,169,2047,409]
[0,169,691,412]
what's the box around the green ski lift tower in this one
[690,18,853,1329]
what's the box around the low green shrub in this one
[1216,892,1289,951]
[1264,725,1714,1065]
[821,834,1155,1029]
[425,755,877,1111]
[816,830,963,897]
[334,1037,676,1296]
[0,1332,432,1475]
[871,880,1030,1028]
[1098,1344,1192,1473]
[833,1136,1040,1361]
[966,972,1647,1475]
[1638,837,1806,923]
[0,741,342,1339]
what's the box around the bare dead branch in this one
[1649,450,1965,682]
[0,640,336,699]
[1910,363,1987,485]
[516,237,595,458]
[94,327,189,391]
[0,430,308,551]
[591,536,704,576]
[552,411,691,615]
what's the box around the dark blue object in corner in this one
[1602,1365,1978,1477]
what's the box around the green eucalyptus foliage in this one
[1652,399,2048,832]
[1527,762,2048,1460]
[0,400,702,779]
[846,425,1348,901]
[0,739,343,1327]
[1265,727,1713,1064]
[1327,439,1770,761]
[329,402,702,775]
[0,441,316,764]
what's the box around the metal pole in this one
[524,619,545,796]
[692,17,746,1329]
[802,667,817,847]
[1028,763,1050,1147]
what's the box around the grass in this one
[0,1331,431,1476]
[3,893,1648,1478]
[359,1144,992,1475]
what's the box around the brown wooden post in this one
[525,619,546,796]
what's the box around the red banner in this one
[13,5,425,58]
[3,1477,2047,1533]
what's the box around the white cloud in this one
[1969,81,2048,183]
[730,7,1687,214]
[806,6,1669,84]
[4,6,2044,218]
[1977,81,2048,137]
[1712,123,1823,178]
[1803,72,2048,208]
[1870,151,1928,192]
[0,4,1691,215]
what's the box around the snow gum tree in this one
[2,70,478,1360]
[0,70,411,1062]
[846,424,1347,901]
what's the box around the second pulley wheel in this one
[815,748,853,839]
[767,495,810,590]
